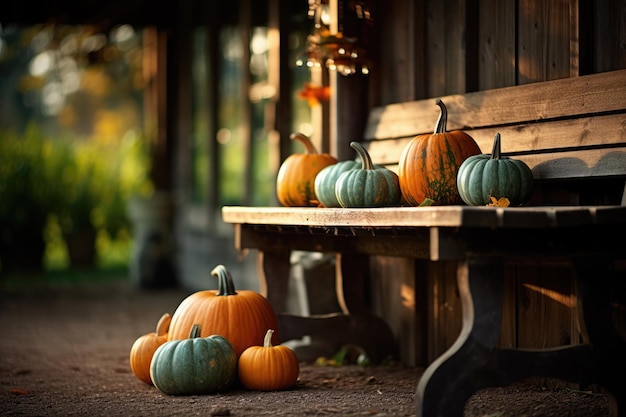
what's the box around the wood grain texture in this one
[222,205,626,228]
[364,69,626,139]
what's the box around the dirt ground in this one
[0,277,613,417]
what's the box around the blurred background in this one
[0,2,316,290]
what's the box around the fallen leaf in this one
[487,196,510,207]
[10,388,30,395]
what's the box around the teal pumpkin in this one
[457,132,534,206]
[314,160,361,207]
[335,142,401,208]
[150,324,237,395]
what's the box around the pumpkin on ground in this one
[314,159,361,207]
[335,142,401,208]
[129,312,171,385]
[398,99,481,205]
[457,132,534,206]
[238,329,300,391]
[276,132,338,207]
[150,324,237,395]
[167,264,279,357]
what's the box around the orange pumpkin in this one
[276,132,338,206]
[238,329,300,391]
[398,99,481,205]
[167,265,279,357]
[129,312,171,385]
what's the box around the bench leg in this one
[416,255,626,417]
[416,256,504,417]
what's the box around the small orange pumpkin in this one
[129,312,171,385]
[398,99,481,205]
[238,329,300,391]
[276,132,338,206]
[167,265,280,358]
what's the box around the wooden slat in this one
[364,69,626,140]
[372,147,626,180]
[222,206,626,229]
[364,112,626,180]
[367,113,626,160]
[478,0,516,90]
[521,147,626,180]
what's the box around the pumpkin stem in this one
[290,132,319,155]
[190,324,202,339]
[211,264,238,296]
[263,329,275,348]
[350,141,375,170]
[490,133,502,160]
[156,313,172,336]
[434,99,448,134]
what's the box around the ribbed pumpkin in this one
[398,99,481,205]
[335,142,401,208]
[167,264,279,357]
[238,329,300,391]
[276,132,338,207]
[129,312,171,385]
[457,132,534,206]
[314,159,361,207]
[150,324,237,395]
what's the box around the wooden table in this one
[222,205,626,416]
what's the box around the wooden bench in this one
[222,69,626,416]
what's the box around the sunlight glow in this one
[30,51,53,76]
[523,284,576,308]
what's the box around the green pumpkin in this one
[150,324,237,395]
[335,142,401,208]
[457,133,534,206]
[314,160,361,207]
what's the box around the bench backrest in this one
[363,69,626,205]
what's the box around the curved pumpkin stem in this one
[155,313,172,336]
[350,141,375,170]
[190,324,202,339]
[211,264,238,296]
[490,133,502,160]
[263,329,275,348]
[290,132,319,155]
[434,99,448,134]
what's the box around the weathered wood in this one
[364,69,626,140]
[478,0,516,89]
[223,205,626,229]
[417,256,505,417]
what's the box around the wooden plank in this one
[517,263,578,349]
[365,119,626,182]
[223,206,626,229]
[364,69,626,140]
[518,0,559,84]
[365,112,626,164]
[569,0,580,77]
[444,0,468,94]
[426,0,447,97]
[546,0,572,80]
[370,256,420,365]
[427,260,462,362]
[375,0,419,104]
[478,0,516,90]
[520,147,626,180]
[593,0,626,72]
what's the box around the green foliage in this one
[0,127,57,230]
[0,127,152,272]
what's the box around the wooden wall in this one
[364,0,626,366]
